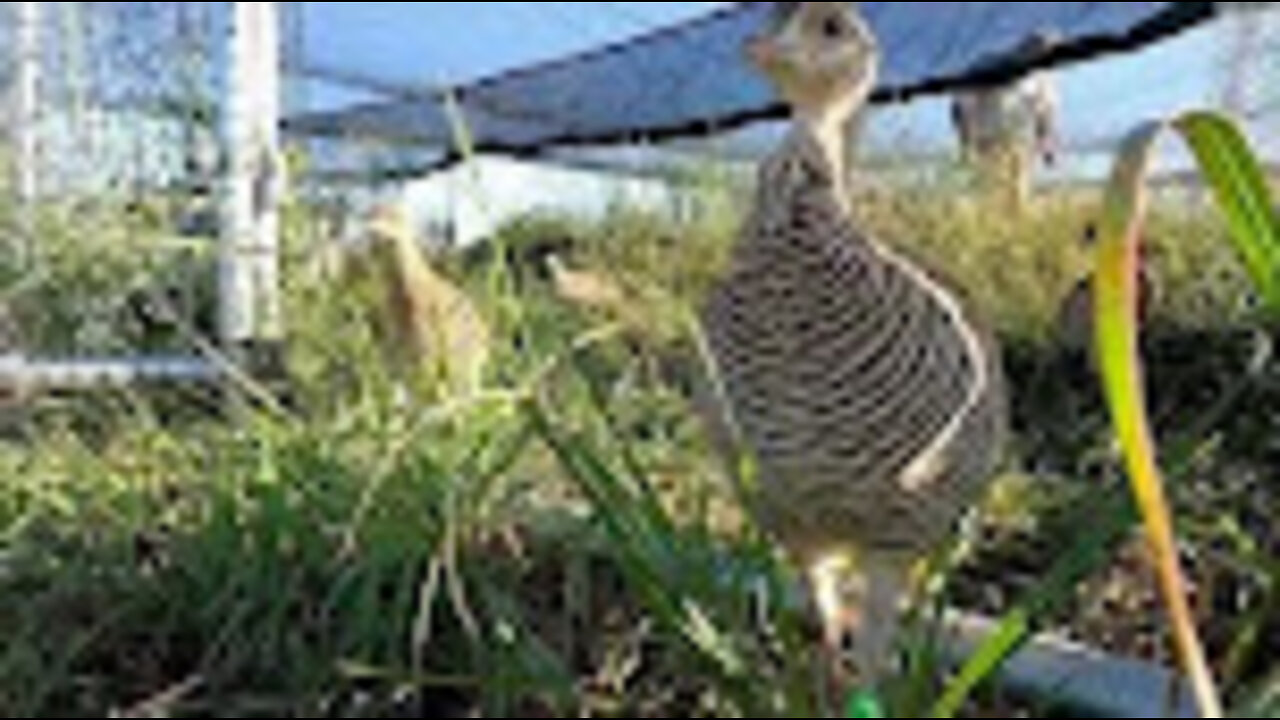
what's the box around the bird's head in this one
[747,2,878,128]
[366,204,412,245]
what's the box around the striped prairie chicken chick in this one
[357,206,491,399]
[701,1,1007,693]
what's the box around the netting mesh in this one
[0,2,232,358]
[283,1,1217,168]
[0,2,228,197]
[3,2,1260,191]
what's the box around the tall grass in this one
[0,129,1276,717]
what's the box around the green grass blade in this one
[930,486,1135,718]
[1090,110,1280,719]
[1174,112,1280,313]
[1094,119,1220,717]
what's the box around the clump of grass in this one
[0,196,216,356]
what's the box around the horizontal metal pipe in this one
[942,611,1198,718]
[0,355,222,393]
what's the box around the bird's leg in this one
[808,557,859,715]
[852,551,912,693]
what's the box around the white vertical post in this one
[222,2,283,358]
[13,1,41,263]
[65,1,96,176]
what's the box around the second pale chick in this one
[358,207,491,399]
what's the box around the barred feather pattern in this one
[702,131,1006,565]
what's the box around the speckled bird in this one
[358,206,491,400]
[700,1,1007,693]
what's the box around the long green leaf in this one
[1174,112,1280,313]
[1091,111,1278,719]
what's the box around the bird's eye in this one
[821,16,846,39]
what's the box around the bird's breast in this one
[703,193,994,511]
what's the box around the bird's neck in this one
[739,114,864,265]
[790,109,852,211]
[741,107,862,258]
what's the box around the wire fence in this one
[0,2,1275,363]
